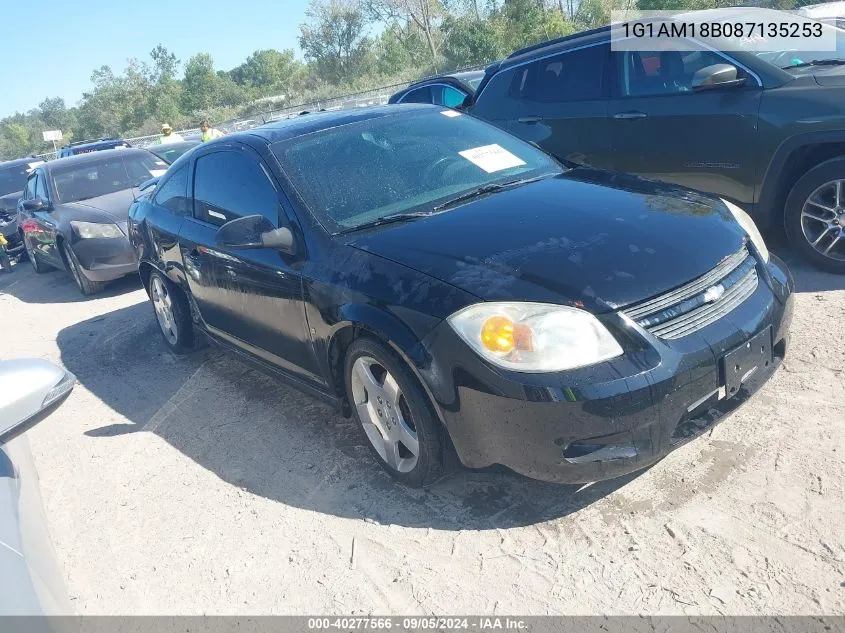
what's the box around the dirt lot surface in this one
[1,239,843,616]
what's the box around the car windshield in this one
[703,10,845,70]
[152,143,197,164]
[272,109,562,233]
[52,153,168,203]
[0,161,43,196]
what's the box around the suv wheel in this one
[785,157,845,273]
[62,241,105,295]
[148,271,195,354]
[344,338,450,487]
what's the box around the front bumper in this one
[418,254,794,484]
[71,235,138,282]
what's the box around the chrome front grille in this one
[623,247,759,340]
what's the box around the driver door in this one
[178,145,322,384]
[19,171,63,268]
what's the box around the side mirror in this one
[22,198,49,212]
[215,214,295,254]
[0,359,75,444]
[692,64,746,91]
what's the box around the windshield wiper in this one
[431,175,549,212]
[338,211,433,234]
[784,58,845,69]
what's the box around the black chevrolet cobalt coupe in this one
[128,104,793,487]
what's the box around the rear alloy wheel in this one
[345,338,449,487]
[786,157,845,273]
[61,241,105,295]
[23,233,50,273]
[148,271,195,354]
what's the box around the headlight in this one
[722,199,769,263]
[447,302,623,373]
[70,221,123,239]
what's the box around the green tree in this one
[442,14,504,66]
[182,53,219,111]
[299,0,374,84]
[365,0,446,64]
[231,49,303,96]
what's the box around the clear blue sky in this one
[1,0,312,117]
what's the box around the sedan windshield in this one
[52,153,167,204]
[272,109,562,232]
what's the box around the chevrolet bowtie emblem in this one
[703,284,725,303]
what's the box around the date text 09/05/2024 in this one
[621,20,824,39]
[307,617,528,630]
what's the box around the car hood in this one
[346,170,747,312]
[0,191,21,215]
[813,65,845,86]
[60,188,139,223]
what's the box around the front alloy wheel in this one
[800,179,845,262]
[344,338,449,487]
[151,275,178,346]
[350,356,419,473]
[786,156,845,274]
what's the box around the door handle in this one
[517,116,542,124]
[613,111,648,120]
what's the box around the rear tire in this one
[0,251,11,272]
[785,157,845,274]
[61,241,105,295]
[148,270,195,354]
[344,337,450,487]
[23,233,50,273]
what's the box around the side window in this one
[525,45,607,103]
[152,165,190,215]
[442,85,468,108]
[24,175,38,200]
[471,67,522,120]
[619,46,747,97]
[35,174,49,201]
[400,86,433,104]
[193,150,279,228]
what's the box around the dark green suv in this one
[470,9,845,272]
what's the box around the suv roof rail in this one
[507,24,612,59]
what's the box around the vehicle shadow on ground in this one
[0,260,142,303]
[767,234,845,294]
[58,302,639,530]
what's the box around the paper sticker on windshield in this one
[459,144,526,173]
[149,169,167,177]
[27,161,45,171]
[441,110,462,118]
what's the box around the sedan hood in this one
[0,191,21,215]
[61,188,138,223]
[347,169,747,311]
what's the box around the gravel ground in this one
[1,239,843,616]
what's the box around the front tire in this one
[344,337,448,487]
[61,241,105,295]
[148,271,195,354]
[785,157,845,274]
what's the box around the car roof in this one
[0,157,45,168]
[150,140,200,150]
[400,70,486,93]
[61,137,126,149]
[243,104,435,143]
[43,147,152,171]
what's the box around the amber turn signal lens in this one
[480,315,515,353]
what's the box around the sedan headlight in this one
[722,199,769,263]
[70,221,123,239]
[447,302,623,373]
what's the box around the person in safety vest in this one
[200,120,224,142]
[155,123,183,144]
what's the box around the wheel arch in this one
[758,133,845,229]
[324,304,446,427]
